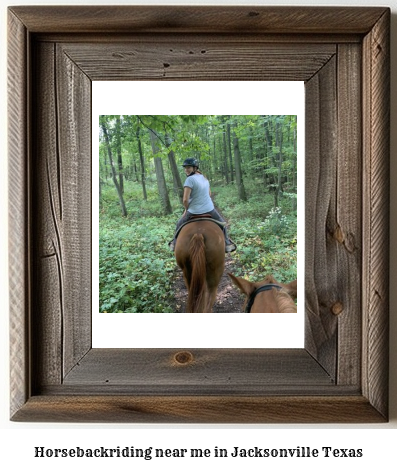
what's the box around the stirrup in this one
[225,242,237,253]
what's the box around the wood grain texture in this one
[9,6,387,34]
[335,44,362,386]
[11,396,385,424]
[63,348,333,391]
[8,10,30,419]
[55,44,92,377]
[60,42,335,82]
[8,6,390,423]
[305,44,363,385]
[32,42,63,387]
[31,42,92,387]
[362,9,390,419]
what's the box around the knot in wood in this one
[331,302,344,316]
[174,351,194,365]
[333,225,344,244]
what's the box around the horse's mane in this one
[262,274,297,312]
[275,288,297,313]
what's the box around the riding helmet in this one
[182,158,199,168]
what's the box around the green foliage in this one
[99,185,176,312]
[230,211,297,284]
[99,179,298,312]
[99,114,297,186]
[98,114,299,311]
[214,183,297,284]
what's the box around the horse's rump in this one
[175,221,225,313]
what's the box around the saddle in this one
[174,215,226,240]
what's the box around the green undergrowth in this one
[99,179,298,313]
[213,182,298,284]
[99,215,176,313]
[99,182,178,313]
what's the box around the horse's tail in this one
[187,233,207,312]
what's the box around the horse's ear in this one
[283,280,297,298]
[227,273,256,296]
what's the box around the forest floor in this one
[171,255,245,313]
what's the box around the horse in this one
[175,219,225,312]
[228,273,297,313]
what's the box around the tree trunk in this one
[100,119,128,217]
[165,134,184,204]
[248,136,254,178]
[101,145,110,179]
[136,123,147,200]
[232,126,247,201]
[99,177,102,208]
[149,130,172,215]
[226,121,234,182]
[276,119,284,205]
[115,116,124,194]
[222,124,230,184]
[263,118,272,184]
[134,158,140,183]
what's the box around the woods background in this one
[99,115,298,313]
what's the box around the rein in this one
[245,283,283,313]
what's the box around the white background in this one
[92,81,305,348]
[1,0,396,469]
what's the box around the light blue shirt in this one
[184,173,214,214]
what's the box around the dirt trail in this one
[172,254,245,313]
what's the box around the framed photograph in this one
[8,6,390,423]
[92,82,305,349]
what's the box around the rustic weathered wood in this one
[362,9,390,419]
[8,6,390,423]
[63,349,333,389]
[7,6,388,34]
[304,43,363,385]
[34,33,364,45]
[8,9,30,419]
[335,43,363,386]
[32,41,92,388]
[32,41,63,388]
[58,42,336,81]
[11,396,383,424]
[55,43,92,377]
[305,56,338,378]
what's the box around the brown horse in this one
[175,220,225,312]
[228,273,297,313]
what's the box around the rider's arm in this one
[183,186,192,211]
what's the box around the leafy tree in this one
[98,115,299,312]
[99,115,127,217]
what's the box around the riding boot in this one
[223,228,237,253]
[225,240,237,253]
[169,212,191,251]
[208,209,237,253]
[169,238,176,251]
[225,237,237,253]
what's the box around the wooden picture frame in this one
[8,6,390,423]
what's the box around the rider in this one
[169,158,237,253]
